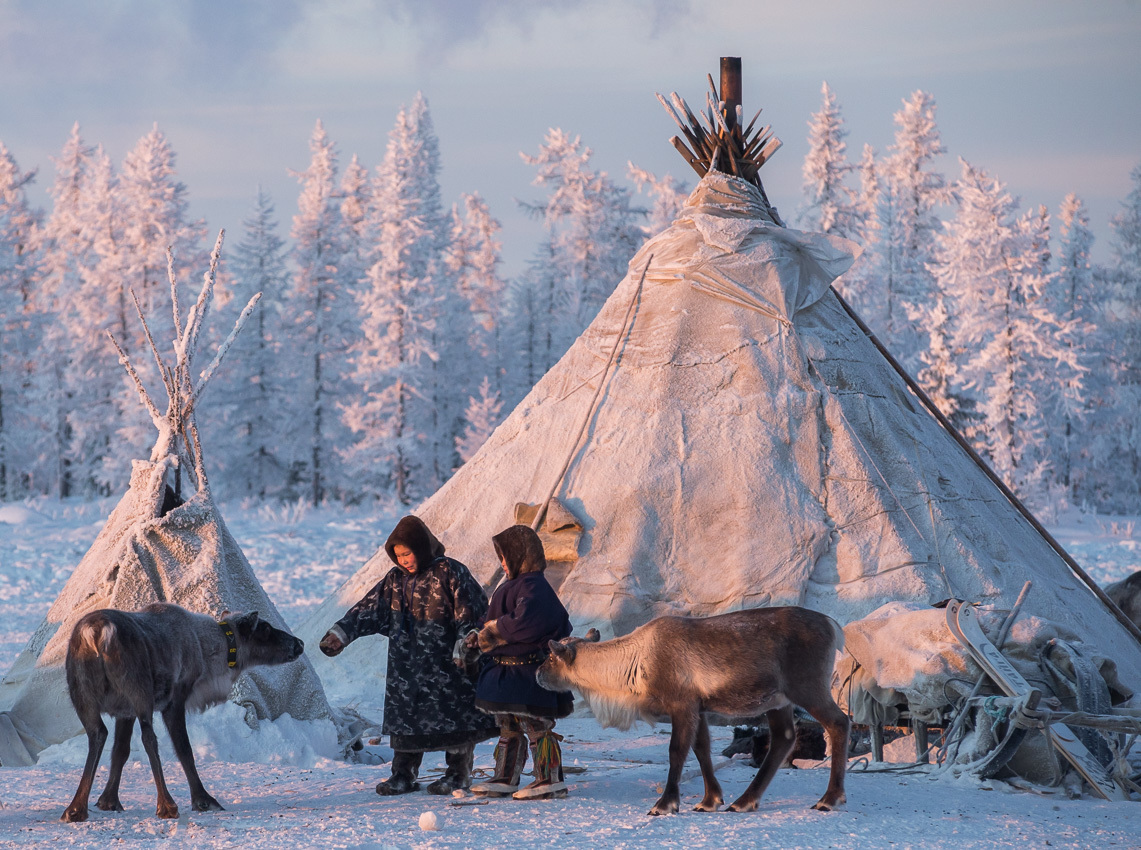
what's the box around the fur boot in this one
[427,746,474,795]
[471,733,528,796]
[376,750,422,795]
[512,731,568,799]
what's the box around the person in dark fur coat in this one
[466,524,574,800]
[319,516,497,796]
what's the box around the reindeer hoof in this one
[694,797,723,812]
[727,798,759,813]
[648,797,679,816]
[192,795,225,812]
[812,793,845,812]
[61,806,88,823]
[156,804,180,819]
[96,795,123,811]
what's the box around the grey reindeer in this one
[536,606,849,816]
[61,603,304,822]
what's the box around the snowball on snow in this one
[419,810,440,831]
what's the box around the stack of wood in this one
[656,57,783,221]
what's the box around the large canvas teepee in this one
[300,66,1141,717]
[0,236,333,766]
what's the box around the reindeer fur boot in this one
[427,746,474,795]
[471,733,527,796]
[376,751,422,796]
[512,732,568,799]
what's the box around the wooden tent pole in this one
[530,256,652,533]
[830,286,1141,647]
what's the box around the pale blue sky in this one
[2,0,1139,272]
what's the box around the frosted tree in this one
[798,82,858,238]
[0,142,44,499]
[288,120,353,504]
[627,163,687,236]
[455,375,503,464]
[836,143,882,313]
[521,129,644,349]
[872,92,948,366]
[1089,163,1141,510]
[36,125,97,496]
[342,94,448,503]
[944,160,1081,505]
[444,191,505,393]
[100,126,206,488]
[204,188,289,499]
[63,145,127,494]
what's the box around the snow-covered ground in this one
[1,499,1139,848]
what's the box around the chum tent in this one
[300,62,1141,791]
[0,237,335,766]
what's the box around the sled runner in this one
[946,600,1126,801]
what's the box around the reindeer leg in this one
[61,713,108,823]
[163,703,224,812]
[138,715,179,819]
[649,707,698,816]
[728,705,796,813]
[803,697,850,811]
[692,713,724,812]
[96,717,135,811]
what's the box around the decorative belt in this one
[492,652,547,666]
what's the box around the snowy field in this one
[1,500,1139,848]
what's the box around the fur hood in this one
[384,515,445,569]
[492,525,547,580]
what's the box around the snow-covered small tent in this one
[0,236,333,766]
[300,64,1141,765]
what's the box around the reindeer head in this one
[231,611,304,668]
[536,629,600,691]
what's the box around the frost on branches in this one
[798,82,858,238]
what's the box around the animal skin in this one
[536,606,849,816]
[61,602,303,823]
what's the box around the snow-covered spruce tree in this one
[871,91,949,367]
[35,125,96,497]
[0,141,45,499]
[288,120,355,505]
[455,375,503,464]
[798,82,859,238]
[99,126,206,491]
[342,94,448,504]
[627,163,687,236]
[500,250,546,409]
[520,129,644,353]
[943,159,1081,505]
[1088,163,1141,511]
[835,143,882,313]
[62,145,126,495]
[444,191,506,391]
[203,188,290,499]
[1047,193,1095,501]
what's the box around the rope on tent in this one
[528,256,652,533]
[830,285,1141,649]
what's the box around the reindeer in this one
[536,606,848,816]
[61,603,304,823]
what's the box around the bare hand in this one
[319,631,345,657]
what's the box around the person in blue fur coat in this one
[466,524,574,799]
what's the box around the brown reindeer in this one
[536,607,849,816]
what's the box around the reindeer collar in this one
[218,620,238,668]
